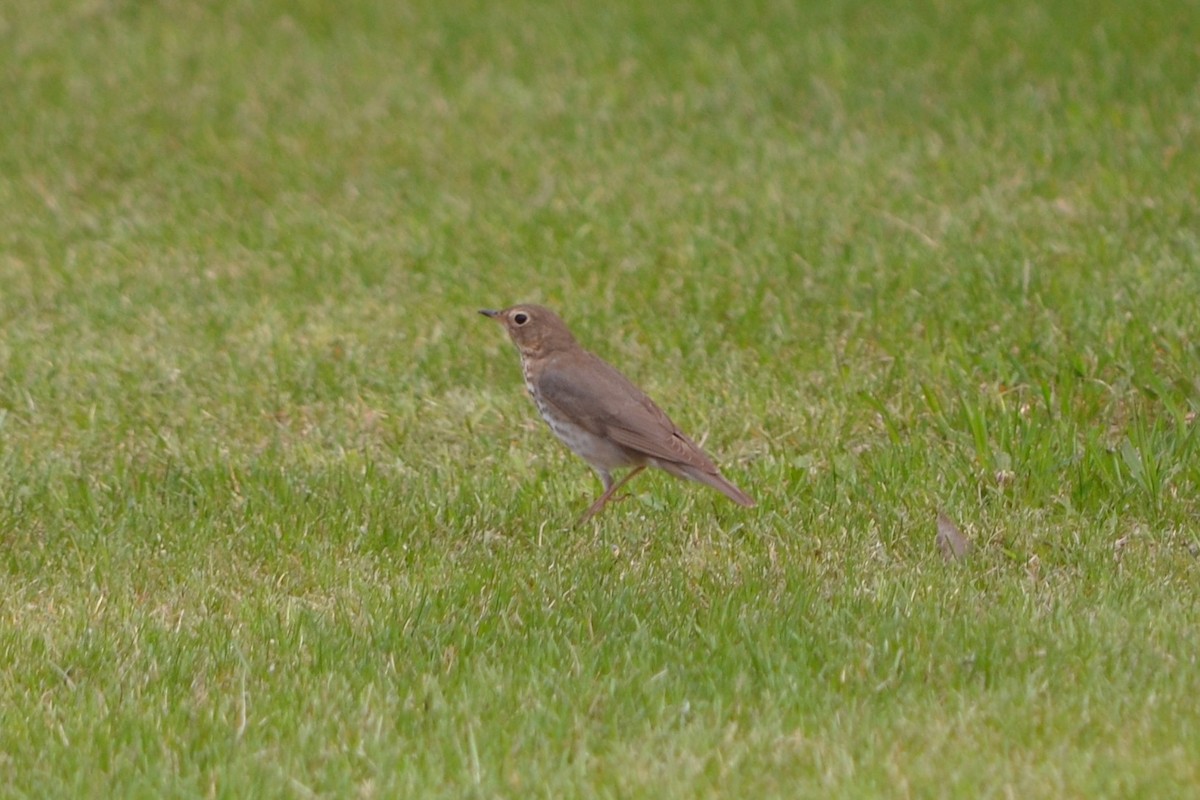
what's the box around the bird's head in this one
[479,304,577,357]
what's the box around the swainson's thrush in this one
[480,304,755,520]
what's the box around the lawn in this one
[1,0,1198,796]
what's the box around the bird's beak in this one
[479,309,499,319]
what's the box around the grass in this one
[2,0,1199,796]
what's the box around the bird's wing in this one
[537,352,720,472]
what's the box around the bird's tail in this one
[706,472,756,507]
[670,463,755,507]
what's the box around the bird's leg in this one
[580,466,646,522]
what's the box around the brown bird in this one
[480,304,755,520]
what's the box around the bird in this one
[480,304,755,521]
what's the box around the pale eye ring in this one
[513,312,529,325]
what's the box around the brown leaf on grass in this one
[936,511,972,562]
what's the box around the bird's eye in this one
[513,313,529,325]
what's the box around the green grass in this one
[2,0,1199,796]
